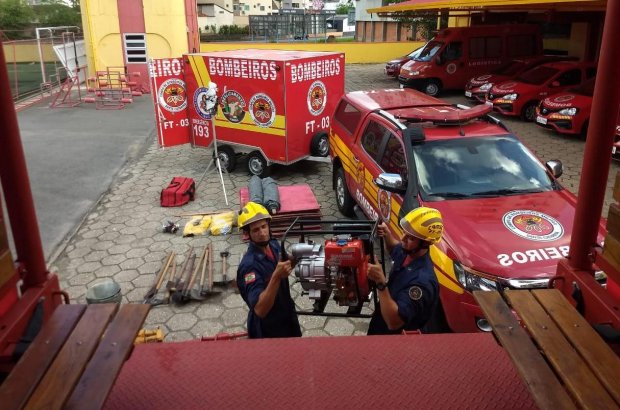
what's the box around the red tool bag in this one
[160,177,196,207]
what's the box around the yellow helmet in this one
[238,202,271,229]
[399,207,443,244]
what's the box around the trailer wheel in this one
[335,166,355,217]
[216,145,237,173]
[310,132,329,157]
[247,151,270,177]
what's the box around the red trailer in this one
[182,49,345,176]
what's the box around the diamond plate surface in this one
[105,333,537,409]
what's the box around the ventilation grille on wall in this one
[123,33,147,64]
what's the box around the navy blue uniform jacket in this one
[368,244,439,335]
[237,239,301,338]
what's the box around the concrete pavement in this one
[35,63,619,341]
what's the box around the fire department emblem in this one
[409,286,423,301]
[446,63,457,75]
[553,94,575,103]
[194,85,218,119]
[220,90,246,123]
[502,210,564,242]
[158,79,187,113]
[307,81,327,116]
[378,190,391,223]
[249,93,276,128]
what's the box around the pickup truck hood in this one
[431,190,604,280]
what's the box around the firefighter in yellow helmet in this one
[236,202,301,338]
[367,207,443,335]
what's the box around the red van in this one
[487,61,597,121]
[398,24,542,96]
[465,56,577,103]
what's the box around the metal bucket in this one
[86,279,122,304]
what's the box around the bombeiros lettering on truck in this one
[207,58,278,81]
[289,58,342,83]
[328,88,607,333]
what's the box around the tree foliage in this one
[33,0,82,28]
[335,1,354,15]
[0,0,35,39]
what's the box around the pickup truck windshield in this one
[412,135,556,200]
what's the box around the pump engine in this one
[284,220,379,314]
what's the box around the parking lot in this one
[50,63,620,341]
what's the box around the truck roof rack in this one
[394,103,493,124]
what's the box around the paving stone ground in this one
[50,63,620,341]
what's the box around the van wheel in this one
[216,145,236,173]
[247,151,270,177]
[310,132,329,157]
[521,102,538,122]
[335,167,355,217]
[423,80,441,96]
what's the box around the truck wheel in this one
[247,151,270,177]
[335,167,355,217]
[216,145,236,173]
[310,132,329,157]
[521,102,538,122]
[423,80,441,96]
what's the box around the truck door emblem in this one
[446,63,457,74]
[502,210,564,242]
[308,81,327,116]
[249,93,276,128]
[378,190,391,223]
[220,90,246,123]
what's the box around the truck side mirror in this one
[545,160,563,178]
[375,173,407,194]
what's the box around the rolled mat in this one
[262,177,280,214]
[248,175,264,205]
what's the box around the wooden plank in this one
[473,291,576,410]
[505,290,617,409]
[0,304,86,410]
[24,304,118,410]
[65,304,150,410]
[606,203,620,240]
[533,289,620,406]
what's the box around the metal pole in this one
[0,43,48,287]
[36,28,47,84]
[568,0,620,270]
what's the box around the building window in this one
[292,2,299,7]
[260,5,265,10]
[244,5,249,10]
[123,33,147,64]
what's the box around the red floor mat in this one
[105,333,537,409]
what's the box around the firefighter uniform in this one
[237,239,302,339]
[367,244,439,335]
